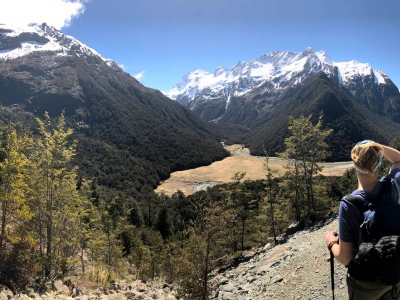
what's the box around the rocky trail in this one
[210,217,348,299]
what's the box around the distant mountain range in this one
[1,21,399,186]
[167,48,400,160]
[0,23,229,196]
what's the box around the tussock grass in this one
[156,145,352,196]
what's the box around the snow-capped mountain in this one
[167,48,398,124]
[0,23,118,68]
[0,23,126,115]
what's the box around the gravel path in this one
[211,218,349,300]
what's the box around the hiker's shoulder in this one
[339,192,367,220]
[384,168,400,183]
[341,190,367,207]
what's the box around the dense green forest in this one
[0,51,230,196]
[3,24,400,298]
[1,112,397,299]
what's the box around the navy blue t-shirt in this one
[338,168,400,246]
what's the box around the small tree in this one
[175,201,228,300]
[27,113,86,279]
[0,129,37,289]
[264,155,279,244]
[156,206,173,240]
[279,114,332,222]
[0,129,32,258]
[228,172,257,251]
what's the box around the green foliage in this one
[326,169,357,202]
[222,174,261,251]
[0,109,370,293]
[0,128,33,257]
[175,201,230,300]
[0,116,129,288]
[263,155,280,244]
[127,227,164,280]
[279,114,332,222]
[29,113,83,278]
[156,206,174,241]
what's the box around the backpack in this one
[342,174,400,285]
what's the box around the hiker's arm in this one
[325,232,353,265]
[332,240,353,265]
[381,145,400,171]
[370,143,400,170]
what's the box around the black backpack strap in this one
[342,194,371,213]
[342,194,378,244]
[341,195,376,281]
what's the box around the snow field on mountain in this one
[0,23,107,63]
[167,47,388,102]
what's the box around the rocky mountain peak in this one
[167,48,339,104]
[167,48,399,128]
[302,46,314,55]
[0,23,113,67]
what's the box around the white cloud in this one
[134,71,145,81]
[0,0,87,30]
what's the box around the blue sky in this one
[2,0,400,93]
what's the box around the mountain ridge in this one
[247,72,400,159]
[0,23,229,195]
[0,23,116,67]
[167,47,400,125]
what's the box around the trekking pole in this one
[330,249,335,300]
[330,232,338,300]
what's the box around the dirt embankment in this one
[155,145,353,196]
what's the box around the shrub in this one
[0,240,41,291]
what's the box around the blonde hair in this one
[351,143,383,175]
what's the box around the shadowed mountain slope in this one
[247,73,400,161]
[0,23,229,195]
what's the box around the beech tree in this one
[279,115,332,221]
[156,206,173,240]
[0,116,131,286]
[263,155,279,244]
[27,113,86,278]
[176,200,228,300]
[0,129,33,261]
[229,172,258,251]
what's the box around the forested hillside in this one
[0,52,229,199]
[0,112,360,298]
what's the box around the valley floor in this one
[155,145,353,196]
